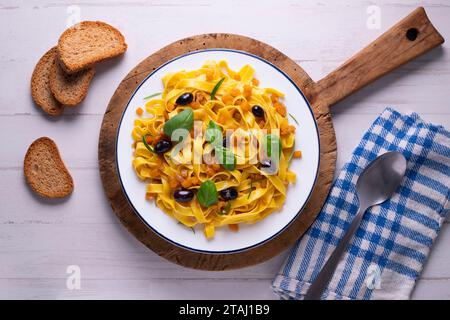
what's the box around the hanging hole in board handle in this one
[314,7,444,107]
[406,28,419,41]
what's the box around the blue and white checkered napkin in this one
[272,107,450,300]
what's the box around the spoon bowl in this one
[356,151,407,209]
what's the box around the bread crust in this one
[49,58,95,107]
[57,21,127,74]
[30,48,64,116]
[24,137,74,198]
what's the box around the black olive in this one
[251,105,265,118]
[176,92,194,105]
[219,187,238,200]
[260,159,272,168]
[173,188,194,203]
[154,139,172,154]
[222,137,228,148]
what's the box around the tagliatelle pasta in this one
[131,60,300,239]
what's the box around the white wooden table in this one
[0,0,449,299]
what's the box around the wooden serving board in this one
[99,7,443,270]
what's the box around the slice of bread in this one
[57,21,127,74]
[31,48,64,116]
[24,137,74,198]
[49,58,95,107]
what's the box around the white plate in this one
[116,49,320,253]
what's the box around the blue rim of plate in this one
[115,48,320,254]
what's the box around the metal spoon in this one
[304,151,407,300]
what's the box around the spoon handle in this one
[304,206,367,300]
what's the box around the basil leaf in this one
[142,134,156,153]
[288,141,296,163]
[163,108,194,138]
[219,202,232,215]
[221,147,236,171]
[263,134,282,158]
[197,180,218,207]
[247,181,253,199]
[206,120,232,169]
[143,92,162,100]
[288,113,299,125]
[211,77,225,100]
[205,120,222,144]
[215,146,236,171]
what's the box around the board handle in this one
[316,7,444,107]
